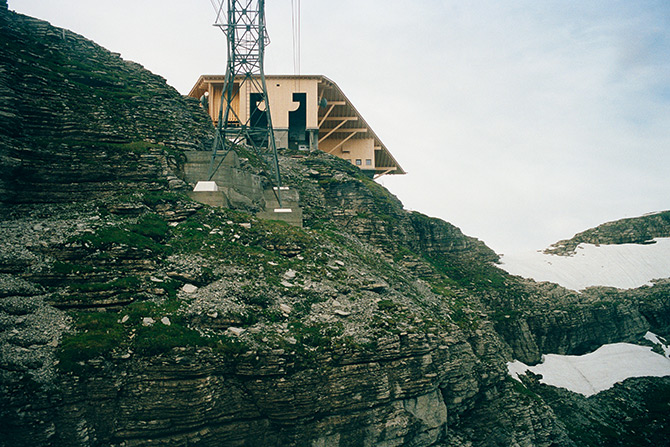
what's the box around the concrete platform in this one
[183,150,303,227]
[256,187,303,227]
[187,190,229,208]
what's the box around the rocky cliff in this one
[546,211,670,255]
[1,7,669,447]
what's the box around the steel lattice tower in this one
[209,0,283,203]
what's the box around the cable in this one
[291,0,300,75]
[291,0,296,74]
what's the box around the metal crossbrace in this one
[208,0,283,207]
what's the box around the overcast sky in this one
[10,0,670,254]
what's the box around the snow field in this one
[498,238,670,291]
[507,333,670,396]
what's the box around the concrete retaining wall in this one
[183,150,302,226]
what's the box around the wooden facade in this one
[188,75,405,178]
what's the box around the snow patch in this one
[498,238,670,290]
[644,331,670,358]
[507,360,532,382]
[507,342,670,396]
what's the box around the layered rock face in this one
[1,8,670,447]
[0,8,213,205]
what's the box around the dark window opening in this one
[288,92,307,149]
[249,93,268,129]
[249,92,269,147]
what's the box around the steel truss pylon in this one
[209,0,283,206]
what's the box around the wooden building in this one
[188,75,405,178]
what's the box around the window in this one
[365,159,372,166]
[355,159,362,166]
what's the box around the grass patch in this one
[141,191,189,208]
[57,297,230,373]
[131,213,170,240]
[57,312,125,373]
[75,226,162,252]
[52,261,97,275]
[66,276,141,293]
[289,321,343,349]
[134,320,214,356]
[69,215,170,255]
